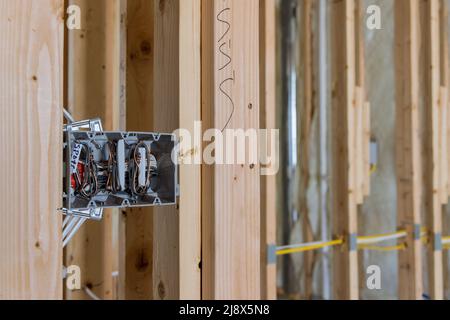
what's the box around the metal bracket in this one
[61,110,104,248]
[349,233,358,252]
[414,224,422,241]
[434,233,442,251]
[267,244,277,265]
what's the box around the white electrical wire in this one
[62,217,80,240]
[357,231,408,245]
[84,287,101,301]
[62,215,73,229]
[63,218,87,248]
[277,239,335,251]
[279,230,422,252]
[63,108,75,124]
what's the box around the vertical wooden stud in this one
[395,0,423,300]
[120,0,154,300]
[0,0,64,299]
[331,0,359,300]
[179,0,202,300]
[202,0,261,299]
[423,0,444,300]
[260,0,277,300]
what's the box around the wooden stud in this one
[422,0,444,300]
[179,0,202,300]
[354,86,364,204]
[354,0,372,296]
[120,0,154,300]
[439,87,448,203]
[439,0,449,203]
[65,0,124,300]
[331,0,359,300]
[441,0,450,299]
[201,0,215,298]
[0,0,64,299]
[355,0,369,202]
[395,0,423,300]
[259,0,277,300]
[122,0,202,300]
[201,0,261,299]
[152,0,181,300]
[363,100,371,198]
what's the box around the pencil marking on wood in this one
[217,6,235,131]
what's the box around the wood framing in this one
[259,0,277,300]
[441,0,450,299]
[354,0,370,202]
[0,0,64,299]
[65,0,125,300]
[152,0,182,300]
[394,0,423,300]
[179,0,202,300]
[120,0,154,300]
[422,0,444,300]
[331,0,359,300]
[202,0,261,299]
[121,0,202,301]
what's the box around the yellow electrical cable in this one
[357,230,406,242]
[358,243,407,252]
[276,239,343,256]
[276,231,450,256]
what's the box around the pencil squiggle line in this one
[219,77,235,132]
[217,8,231,43]
[216,7,235,132]
[219,41,232,71]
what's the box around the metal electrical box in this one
[63,127,177,215]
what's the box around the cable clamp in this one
[349,233,358,252]
[434,233,442,251]
[267,244,277,265]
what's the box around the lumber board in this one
[331,0,359,300]
[65,0,124,300]
[441,0,450,299]
[394,0,423,300]
[120,0,154,300]
[112,0,127,300]
[354,86,364,204]
[202,0,261,299]
[440,0,449,203]
[179,0,202,300]
[355,0,369,201]
[363,101,371,197]
[355,0,368,201]
[259,0,277,300]
[422,0,444,300]
[439,87,448,204]
[153,0,181,300]
[0,0,64,299]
